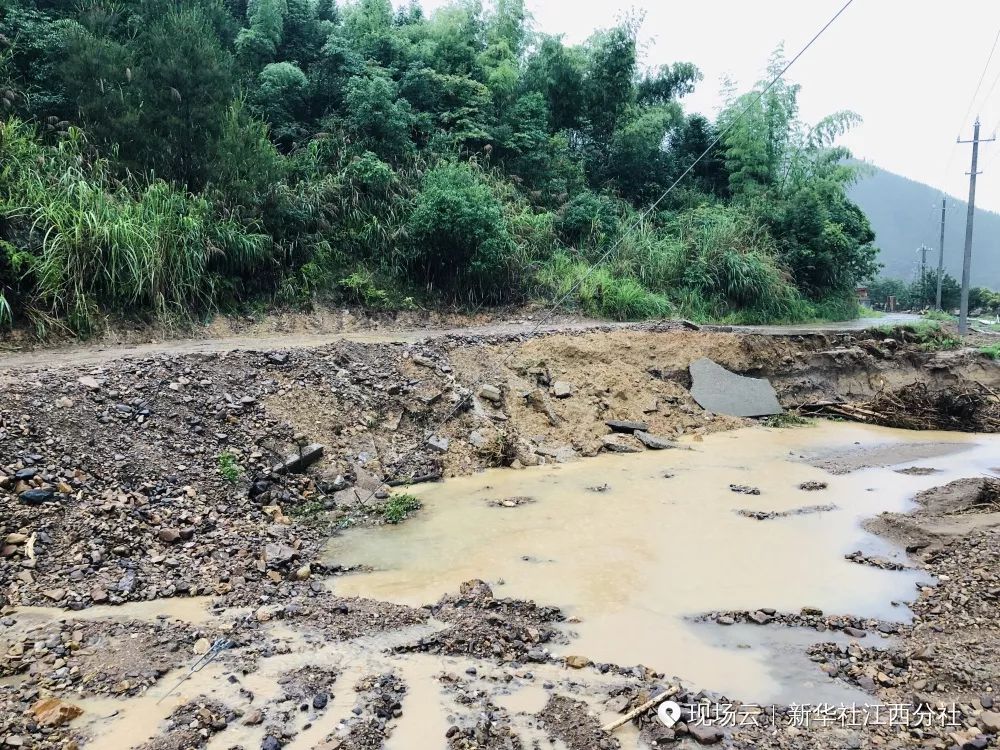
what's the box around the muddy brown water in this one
[328,422,998,705]
[7,420,998,749]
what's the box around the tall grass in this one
[1,118,270,333]
[537,202,830,324]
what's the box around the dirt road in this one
[0,313,920,371]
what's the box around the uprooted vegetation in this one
[803,381,1000,432]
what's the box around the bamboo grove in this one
[0,0,880,333]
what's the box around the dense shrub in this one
[403,163,523,302]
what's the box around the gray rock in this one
[117,571,137,594]
[688,724,724,745]
[426,435,450,453]
[411,354,436,368]
[688,358,782,417]
[264,543,297,566]
[18,488,55,505]
[634,431,676,450]
[600,435,641,453]
[605,419,649,433]
[551,381,573,398]
[979,711,1000,732]
[478,385,502,403]
[271,443,324,475]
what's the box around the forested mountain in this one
[1,0,878,334]
[849,163,1000,289]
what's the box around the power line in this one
[977,65,1000,120]
[350,0,859,499]
[958,27,1000,133]
[943,26,1000,190]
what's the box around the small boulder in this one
[426,435,450,453]
[478,385,502,403]
[158,528,181,544]
[551,381,573,398]
[30,698,83,728]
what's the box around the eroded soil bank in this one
[1,326,999,750]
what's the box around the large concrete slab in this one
[688,358,783,418]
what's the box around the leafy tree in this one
[342,70,414,161]
[253,61,309,147]
[134,6,235,188]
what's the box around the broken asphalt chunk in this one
[688,358,783,418]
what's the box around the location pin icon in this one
[657,700,681,728]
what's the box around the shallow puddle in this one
[328,421,1000,705]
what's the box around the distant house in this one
[856,286,870,307]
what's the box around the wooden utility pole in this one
[935,198,946,310]
[957,118,995,335]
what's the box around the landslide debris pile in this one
[805,381,1000,432]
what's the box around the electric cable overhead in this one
[957,27,1000,135]
[348,0,860,500]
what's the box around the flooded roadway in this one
[328,421,998,706]
[5,420,998,749]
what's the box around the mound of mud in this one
[866,477,1000,551]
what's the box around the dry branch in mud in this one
[801,382,1000,432]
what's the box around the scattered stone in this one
[798,480,828,491]
[729,484,761,495]
[17,488,56,505]
[600,435,641,453]
[894,466,940,476]
[634,431,676,450]
[426,435,449,453]
[271,443,325,474]
[688,724,725,745]
[564,655,591,669]
[845,550,908,571]
[158,528,182,544]
[478,384,502,403]
[738,503,837,520]
[29,697,83,727]
[551,381,573,398]
[605,419,649,434]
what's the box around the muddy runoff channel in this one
[6,421,999,750]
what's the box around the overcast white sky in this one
[416,0,1000,215]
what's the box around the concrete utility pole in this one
[957,118,995,335]
[918,245,929,307]
[936,198,946,310]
